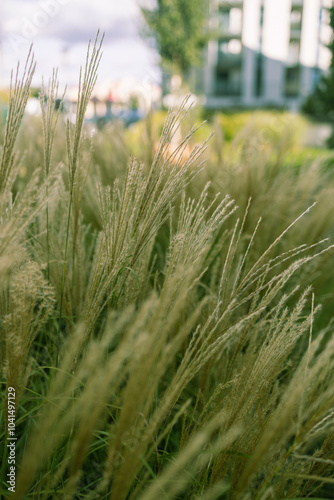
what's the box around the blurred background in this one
[0,0,334,141]
[0,0,161,125]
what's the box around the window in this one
[290,6,303,35]
[254,54,263,97]
[218,39,242,65]
[219,41,228,53]
[218,9,230,32]
[285,66,300,97]
[216,67,242,96]
[260,4,264,27]
[290,9,302,27]
[218,7,242,34]
[258,4,264,53]
[312,67,321,89]
[287,41,300,65]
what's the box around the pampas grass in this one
[0,36,334,500]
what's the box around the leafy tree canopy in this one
[303,6,334,121]
[140,0,209,75]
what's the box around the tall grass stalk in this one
[0,47,35,192]
[58,32,104,363]
[39,68,66,282]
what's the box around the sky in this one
[0,0,160,89]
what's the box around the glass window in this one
[216,67,242,96]
[312,67,321,89]
[218,7,242,34]
[287,41,300,65]
[218,9,230,32]
[217,39,242,69]
[254,54,263,97]
[219,41,230,54]
[290,9,302,26]
[285,66,300,97]
[260,5,264,27]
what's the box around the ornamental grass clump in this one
[0,35,334,500]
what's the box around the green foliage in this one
[140,0,209,74]
[302,6,334,124]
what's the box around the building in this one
[200,0,333,109]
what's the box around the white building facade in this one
[201,0,333,109]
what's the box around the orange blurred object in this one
[154,142,191,165]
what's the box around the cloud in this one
[0,0,158,87]
[44,17,139,45]
[2,0,141,45]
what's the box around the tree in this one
[140,0,209,78]
[303,6,334,122]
